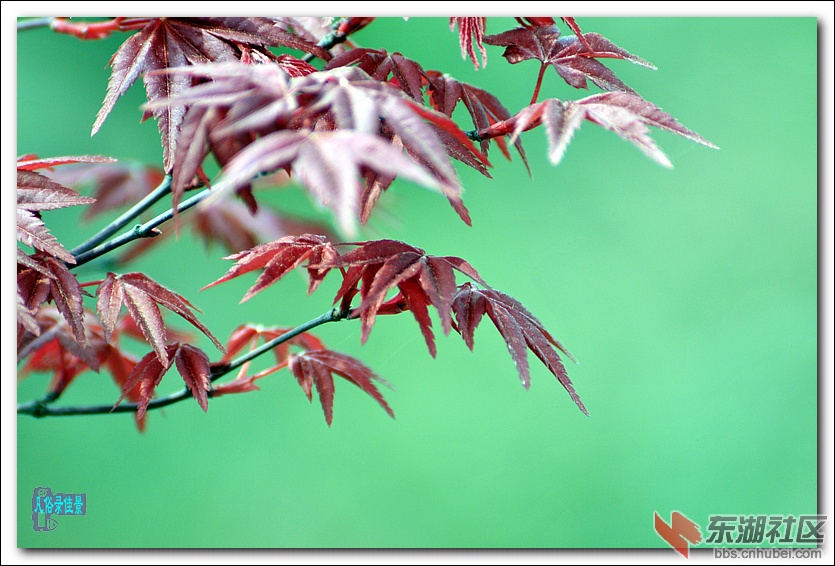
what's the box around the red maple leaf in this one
[16,157,103,263]
[33,255,87,346]
[113,343,212,419]
[18,304,151,431]
[91,18,329,172]
[314,240,486,356]
[96,272,223,365]
[484,24,654,94]
[150,64,488,232]
[212,129,450,235]
[325,47,431,101]
[449,17,488,69]
[508,93,718,167]
[425,70,528,169]
[288,349,394,426]
[202,234,339,300]
[452,283,587,414]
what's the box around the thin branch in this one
[70,183,210,269]
[69,175,172,257]
[222,307,347,376]
[17,18,54,31]
[17,307,349,418]
[302,17,349,63]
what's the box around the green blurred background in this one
[16,17,817,548]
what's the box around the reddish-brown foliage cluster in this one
[18,17,715,430]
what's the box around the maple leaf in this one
[173,344,212,412]
[288,349,394,426]
[452,283,587,414]
[17,264,52,344]
[96,272,223,366]
[17,249,57,279]
[17,171,98,212]
[313,240,486,356]
[211,129,452,235]
[509,93,718,167]
[426,71,528,168]
[20,334,88,397]
[16,155,116,171]
[325,48,428,101]
[17,253,88,347]
[17,168,96,263]
[17,294,40,337]
[202,234,339,300]
[17,305,134,402]
[152,64,486,232]
[16,209,74,264]
[91,18,328,171]
[37,255,88,346]
[484,24,654,94]
[18,301,149,432]
[113,343,212,419]
[275,17,334,44]
[450,17,488,69]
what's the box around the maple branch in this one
[17,307,349,419]
[70,175,172,257]
[17,18,54,31]
[221,307,349,375]
[71,182,208,268]
[301,18,350,62]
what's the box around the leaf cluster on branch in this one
[17,16,715,430]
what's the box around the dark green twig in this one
[17,307,348,418]
[302,18,349,62]
[70,175,172,257]
[70,184,210,269]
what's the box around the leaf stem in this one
[70,182,208,269]
[17,307,349,418]
[70,175,172,257]
[531,63,547,106]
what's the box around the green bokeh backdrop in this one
[17,17,817,548]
